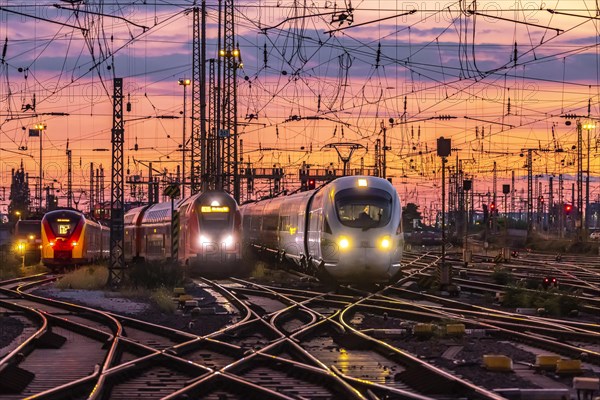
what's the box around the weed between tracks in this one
[55,262,182,314]
[56,265,109,290]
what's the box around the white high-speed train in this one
[241,176,403,283]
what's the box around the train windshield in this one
[47,214,81,237]
[199,205,231,230]
[335,188,392,229]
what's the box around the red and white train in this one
[41,209,109,269]
[124,190,242,268]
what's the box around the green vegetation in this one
[0,251,48,280]
[54,260,186,314]
[402,203,422,232]
[56,265,109,290]
[127,260,184,289]
[502,286,580,316]
[524,232,598,255]
[0,256,21,280]
[149,287,177,313]
[250,261,268,279]
[490,267,513,285]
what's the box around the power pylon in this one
[190,6,202,194]
[218,0,240,202]
[66,141,72,208]
[109,78,125,288]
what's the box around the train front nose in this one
[322,236,398,283]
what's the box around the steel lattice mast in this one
[66,142,72,208]
[108,78,125,288]
[220,0,240,202]
[190,6,201,194]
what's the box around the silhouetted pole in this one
[437,137,452,289]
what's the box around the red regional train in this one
[41,209,109,269]
[124,190,242,269]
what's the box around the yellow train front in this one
[41,209,109,269]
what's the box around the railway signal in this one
[564,203,573,215]
[308,178,316,190]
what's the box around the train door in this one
[307,189,324,262]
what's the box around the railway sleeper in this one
[0,363,35,393]
[34,330,67,349]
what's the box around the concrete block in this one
[556,359,582,375]
[483,354,513,371]
[173,287,186,295]
[535,355,561,370]
[413,323,435,336]
[445,323,466,336]
[573,377,599,391]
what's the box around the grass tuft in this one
[150,287,177,314]
[56,266,108,290]
[250,261,268,279]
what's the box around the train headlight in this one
[338,236,350,250]
[223,235,233,246]
[49,241,55,247]
[71,241,78,247]
[379,236,391,250]
[199,235,211,245]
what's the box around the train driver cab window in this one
[200,205,231,230]
[335,188,392,229]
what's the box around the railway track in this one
[1,249,599,399]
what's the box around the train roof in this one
[240,176,397,208]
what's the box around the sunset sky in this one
[0,1,598,219]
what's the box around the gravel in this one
[0,316,24,350]
[31,283,233,337]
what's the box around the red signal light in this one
[564,204,573,214]
[308,179,316,190]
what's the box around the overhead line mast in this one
[191,6,201,195]
[219,0,240,202]
[108,78,125,288]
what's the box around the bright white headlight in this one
[223,235,234,246]
[199,235,210,245]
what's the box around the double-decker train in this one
[124,190,242,269]
[241,176,403,283]
[41,209,109,269]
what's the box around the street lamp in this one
[16,241,25,269]
[15,210,21,221]
[178,78,191,199]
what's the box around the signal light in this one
[564,204,573,215]
[490,202,496,212]
[308,179,316,190]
